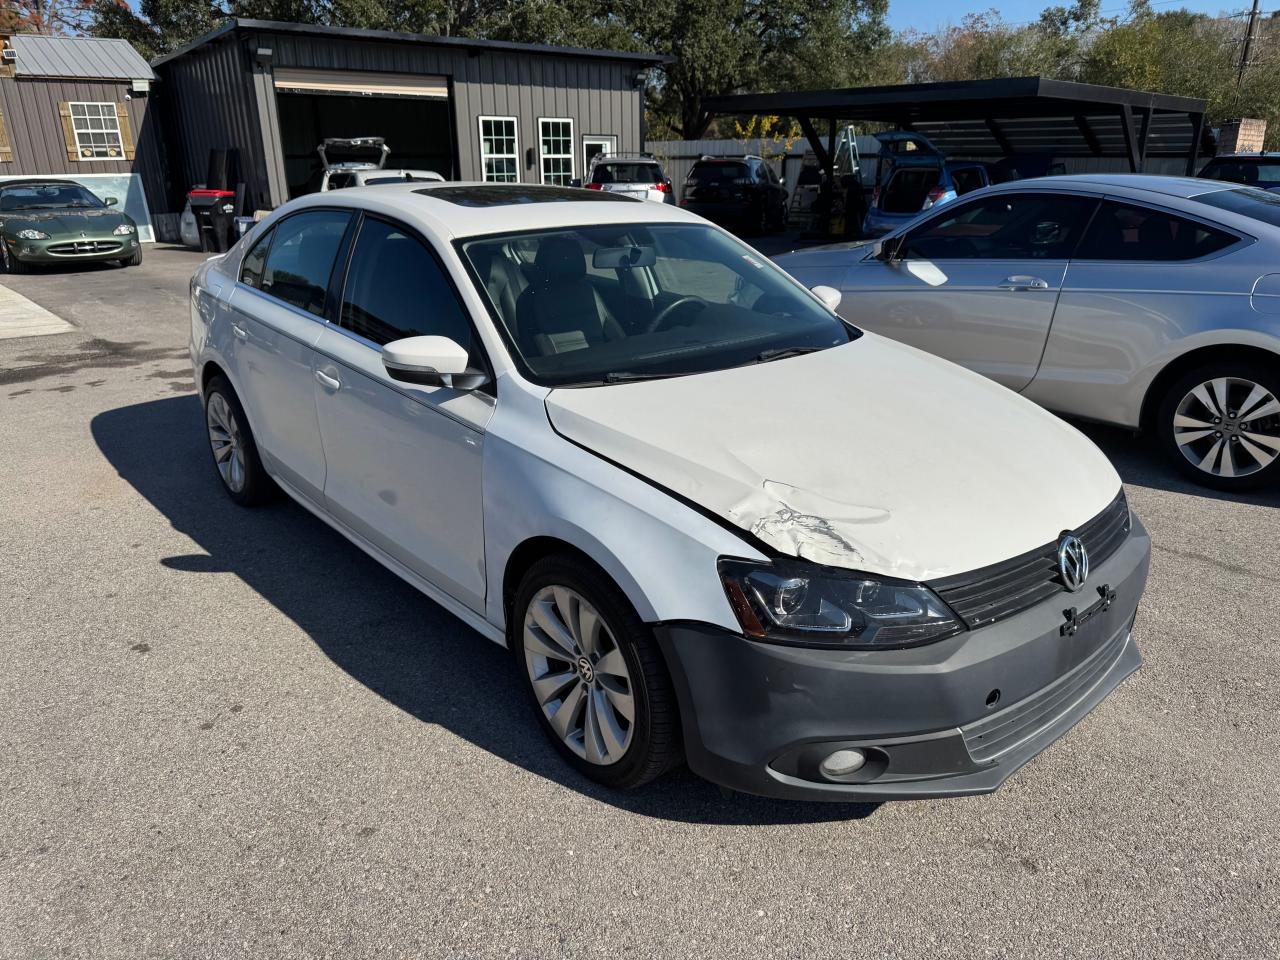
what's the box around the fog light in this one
[819,748,866,779]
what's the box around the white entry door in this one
[583,135,617,171]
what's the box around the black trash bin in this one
[187,189,237,253]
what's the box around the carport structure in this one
[702,76,1211,182]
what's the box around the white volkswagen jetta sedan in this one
[189,183,1150,801]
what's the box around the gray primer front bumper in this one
[654,516,1151,801]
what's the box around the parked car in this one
[323,168,445,190]
[863,133,990,237]
[0,179,141,272]
[190,182,1149,801]
[680,155,788,234]
[579,153,674,204]
[1197,153,1280,192]
[778,174,1280,491]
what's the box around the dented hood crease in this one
[545,335,1121,581]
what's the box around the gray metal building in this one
[153,19,666,212]
[0,34,165,213]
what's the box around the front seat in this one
[515,236,625,356]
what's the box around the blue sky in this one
[885,0,1253,31]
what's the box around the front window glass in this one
[460,223,855,387]
[1077,200,1236,261]
[1193,186,1280,229]
[0,183,104,211]
[260,210,350,317]
[903,193,1097,260]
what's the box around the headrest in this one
[535,236,586,284]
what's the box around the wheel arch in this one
[1140,343,1280,431]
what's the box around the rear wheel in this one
[1156,360,1280,490]
[203,375,274,506]
[513,554,679,790]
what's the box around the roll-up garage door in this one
[272,68,448,99]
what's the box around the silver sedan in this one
[777,174,1280,491]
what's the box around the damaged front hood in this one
[545,335,1122,581]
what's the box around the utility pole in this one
[1238,0,1262,86]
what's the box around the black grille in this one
[932,491,1131,629]
[48,240,121,255]
[961,625,1129,763]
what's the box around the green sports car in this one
[0,178,142,273]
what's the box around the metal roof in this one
[153,18,672,68]
[703,77,1211,167]
[9,35,156,81]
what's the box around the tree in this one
[88,0,222,59]
[10,0,99,34]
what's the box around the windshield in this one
[0,183,105,211]
[459,223,856,387]
[1193,186,1280,228]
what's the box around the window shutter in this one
[0,107,11,162]
[115,103,135,161]
[58,102,78,161]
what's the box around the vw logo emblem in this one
[1057,535,1089,592]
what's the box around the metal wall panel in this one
[0,76,166,212]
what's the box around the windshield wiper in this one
[601,370,679,383]
[752,345,825,364]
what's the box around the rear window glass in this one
[1193,186,1280,229]
[259,210,350,316]
[687,163,748,184]
[882,168,941,214]
[1077,200,1237,262]
[1200,160,1280,184]
[591,163,662,185]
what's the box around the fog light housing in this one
[819,748,866,779]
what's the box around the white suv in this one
[190,183,1150,800]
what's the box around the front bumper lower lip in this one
[654,515,1151,802]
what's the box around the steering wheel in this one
[646,295,707,334]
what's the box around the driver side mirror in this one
[382,335,486,390]
[104,196,119,206]
[874,235,903,262]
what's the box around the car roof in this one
[289,181,702,238]
[990,174,1234,200]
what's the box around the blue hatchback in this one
[863,158,990,236]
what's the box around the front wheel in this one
[1156,361,1280,490]
[1,243,27,274]
[513,555,680,790]
[125,244,142,267]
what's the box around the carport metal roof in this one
[702,76,1211,175]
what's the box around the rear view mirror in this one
[592,245,657,269]
[383,335,483,389]
[811,285,842,312]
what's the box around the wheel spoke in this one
[594,687,629,756]
[548,682,585,739]
[552,587,581,647]
[582,690,605,764]
[600,679,635,724]
[1220,443,1237,477]
[595,648,627,680]
[1210,378,1231,418]
[531,668,578,706]
[1190,382,1221,418]
[1238,434,1278,468]
[1173,413,1213,430]
[1198,438,1224,472]
[1174,428,1215,446]
[1242,397,1280,421]
[1241,429,1280,453]
[577,606,601,657]
[529,599,577,659]
[1235,382,1271,420]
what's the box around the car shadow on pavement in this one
[92,395,881,826]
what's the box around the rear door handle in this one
[315,369,341,390]
[998,276,1049,291]
[231,323,248,340]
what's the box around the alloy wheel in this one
[206,392,247,492]
[1173,376,1280,478]
[522,585,635,766]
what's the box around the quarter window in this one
[538,118,574,186]
[259,210,351,317]
[340,217,474,353]
[68,102,124,160]
[479,116,519,183]
[240,227,274,289]
[1076,200,1237,261]
[902,193,1098,260]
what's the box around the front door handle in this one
[231,323,248,340]
[315,369,341,390]
[998,276,1050,291]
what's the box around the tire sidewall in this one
[511,557,665,789]
[203,375,270,506]
[1157,360,1280,491]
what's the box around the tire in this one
[2,244,27,274]
[1156,359,1280,491]
[203,375,274,506]
[125,244,142,267]
[512,554,680,790]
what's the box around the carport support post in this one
[798,115,835,236]
[1186,112,1206,176]
[1119,107,1140,173]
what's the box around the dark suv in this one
[680,156,788,234]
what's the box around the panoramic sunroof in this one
[417,185,637,207]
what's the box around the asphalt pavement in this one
[1,247,1277,959]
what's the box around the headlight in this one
[113,224,135,235]
[16,229,48,240]
[718,558,964,649]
